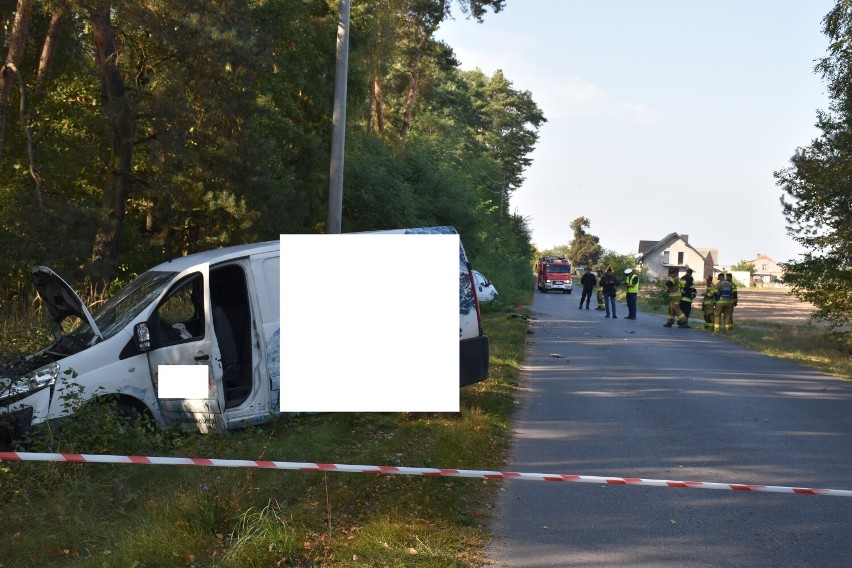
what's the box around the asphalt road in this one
[484,292,852,567]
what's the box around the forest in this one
[0,0,542,303]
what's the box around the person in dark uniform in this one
[679,267,696,323]
[579,266,596,309]
[601,266,619,318]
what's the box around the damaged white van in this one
[0,227,489,437]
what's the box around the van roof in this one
[148,226,462,273]
[150,241,280,273]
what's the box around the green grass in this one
[713,320,852,379]
[0,306,530,567]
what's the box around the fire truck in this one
[536,256,573,293]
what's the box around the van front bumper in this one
[0,386,51,442]
[460,335,489,387]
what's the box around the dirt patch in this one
[716,287,816,325]
[640,286,819,326]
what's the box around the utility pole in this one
[327,0,350,234]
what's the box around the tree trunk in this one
[373,74,385,136]
[35,8,65,96]
[0,0,33,159]
[16,7,65,212]
[399,51,421,142]
[399,0,445,142]
[89,5,136,287]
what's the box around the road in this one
[484,291,852,567]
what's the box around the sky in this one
[434,0,835,267]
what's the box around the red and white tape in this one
[2,451,850,498]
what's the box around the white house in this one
[750,253,785,284]
[637,233,716,281]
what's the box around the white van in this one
[0,227,489,436]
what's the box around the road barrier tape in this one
[2,451,851,498]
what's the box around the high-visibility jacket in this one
[716,280,733,304]
[702,284,717,307]
[665,277,682,300]
[680,274,695,303]
[625,273,639,293]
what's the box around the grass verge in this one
[0,308,529,567]
[636,288,852,381]
[710,320,852,379]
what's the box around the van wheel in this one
[113,400,153,429]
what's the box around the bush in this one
[641,280,669,310]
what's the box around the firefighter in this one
[663,273,688,328]
[726,272,738,320]
[701,274,716,329]
[595,267,605,310]
[714,272,734,333]
[679,267,696,322]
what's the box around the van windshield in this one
[68,270,178,343]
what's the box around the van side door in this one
[146,264,226,432]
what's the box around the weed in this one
[639,280,670,311]
[220,500,300,566]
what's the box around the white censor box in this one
[157,365,208,399]
[279,233,459,412]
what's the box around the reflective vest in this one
[680,274,695,302]
[716,280,733,304]
[680,277,692,304]
[666,277,682,300]
[625,273,639,293]
[702,284,717,307]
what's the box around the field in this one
[730,287,816,324]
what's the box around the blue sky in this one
[434,1,835,267]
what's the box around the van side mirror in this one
[134,322,151,352]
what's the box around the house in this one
[750,253,784,284]
[637,233,715,280]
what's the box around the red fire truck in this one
[536,256,573,293]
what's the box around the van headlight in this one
[0,362,59,404]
